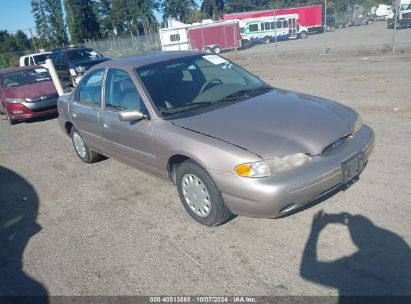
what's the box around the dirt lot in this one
[1,23,411,298]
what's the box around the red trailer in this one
[187,20,241,54]
[222,5,323,32]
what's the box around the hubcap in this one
[73,132,86,158]
[182,174,211,217]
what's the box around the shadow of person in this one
[0,166,48,301]
[300,211,411,302]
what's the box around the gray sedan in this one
[57,51,374,226]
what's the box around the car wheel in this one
[203,47,212,53]
[4,109,16,125]
[300,31,307,39]
[176,160,232,226]
[212,45,222,54]
[71,127,100,163]
[263,36,271,44]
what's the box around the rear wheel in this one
[71,127,100,163]
[176,160,231,226]
[203,47,212,53]
[212,45,222,54]
[263,36,271,44]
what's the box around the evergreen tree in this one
[64,0,101,43]
[95,0,114,38]
[46,0,69,46]
[162,0,198,23]
[14,31,31,51]
[201,0,225,19]
[31,0,51,48]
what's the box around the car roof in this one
[21,52,52,57]
[90,51,204,71]
[0,65,46,75]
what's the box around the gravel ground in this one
[1,23,411,299]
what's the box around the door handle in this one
[72,112,78,118]
[101,120,111,128]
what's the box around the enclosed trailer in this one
[159,20,241,53]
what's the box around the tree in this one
[95,0,114,38]
[31,0,51,48]
[162,0,198,23]
[201,0,225,19]
[46,0,69,46]
[64,0,101,43]
[14,31,30,51]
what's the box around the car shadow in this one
[0,166,49,302]
[300,211,411,301]
[21,113,58,124]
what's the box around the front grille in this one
[322,135,352,154]
[31,105,57,112]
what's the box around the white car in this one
[19,52,52,69]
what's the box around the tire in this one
[212,45,222,54]
[4,108,16,125]
[71,127,100,163]
[176,160,232,226]
[263,36,271,44]
[203,47,212,53]
[300,31,307,39]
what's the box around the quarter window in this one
[104,69,146,112]
[77,69,104,106]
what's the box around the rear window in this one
[67,48,102,61]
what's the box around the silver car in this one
[57,51,374,226]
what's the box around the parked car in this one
[51,47,109,87]
[0,66,59,124]
[19,52,52,68]
[57,51,374,226]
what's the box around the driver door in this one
[99,68,155,169]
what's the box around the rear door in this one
[70,69,105,152]
[99,68,155,168]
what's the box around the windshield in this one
[33,53,51,64]
[136,54,270,116]
[1,68,52,88]
[67,48,102,61]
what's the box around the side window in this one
[77,69,104,106]
[170,34,180,42]
[270,22,276,29]
[24,57,29,66]
[264,22,271,30]
[104,69,146,112]
[277,21,283,28]
[249,24,258,32]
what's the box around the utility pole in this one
[392,0,400,53]
[322,0,328,55]
[29,28,38,52]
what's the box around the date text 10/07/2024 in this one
[149,296,257,303]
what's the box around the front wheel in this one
[71,127,100,163]
[4,109,16,125]
[176,160,232,226]
[300,31,307,39]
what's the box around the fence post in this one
[392,0,400,53]
[322,0,328,55]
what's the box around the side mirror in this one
[118,110,147,122]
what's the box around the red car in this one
[0,65,58,124]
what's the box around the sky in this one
[0,0,203,37]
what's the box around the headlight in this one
[69,68,77,76]
[6,98,25,104]
[75,66,86,74]
[266,153,311,175]
[235,161,271,177]
[352,113,363,134]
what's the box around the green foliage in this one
[0,30,33,68]
[64,0,101,43]
[201,0,225,19]
[162,0,198,23]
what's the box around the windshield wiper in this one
[220,86,272,102]
[161,101,214,114]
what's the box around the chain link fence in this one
[83,33,161,58]
[1,1,409,68]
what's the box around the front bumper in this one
[209,125,375,218]
[6,98,58,120]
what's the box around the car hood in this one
[2,81,57,99]
[172,89,357,158]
